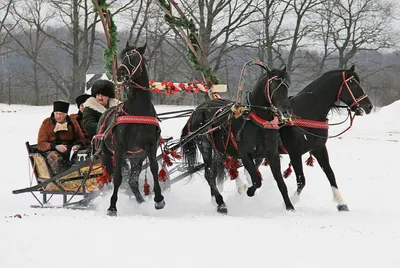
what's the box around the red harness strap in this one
[248,113,280,129]
[116,115,159,127]
[286,118,329,129]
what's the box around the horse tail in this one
[181,120,198,172]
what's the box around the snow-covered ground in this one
[0,101,399,268]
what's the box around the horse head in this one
[337,65,373,115]
[266,65,293,121]
[116,42,147,86]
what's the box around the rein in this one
[286,106,356,139]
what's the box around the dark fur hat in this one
[53,101,70,113]
[91,80,115,98]
[75,94,91,108]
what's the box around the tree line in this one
[1,0,399,107]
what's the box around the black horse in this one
[245,65,373,211]
[181,66,294,214]
[97,42,165,216]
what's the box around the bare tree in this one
[327,0,396,68]
[0,0,14,49]
[5,0,55,105]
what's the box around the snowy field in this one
[0,101,399,268]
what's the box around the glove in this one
[71,145,80,152]
[55,144,68,153]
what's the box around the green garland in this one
[92,0,119,78]
[159,1,219,85]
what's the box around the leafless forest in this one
[1,0,400,107]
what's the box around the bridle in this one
[337,71,368,109]
[264,76,290,111]
[118,49,144,85]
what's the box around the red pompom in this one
[305,153,315,167]
[283,163,293,178]
[96,168,112,188]
[158,168,167,182]
[143,179,150,196]
[223,157,239,180]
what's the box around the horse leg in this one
[311,146,349,211]
[127,157,145,204]
[240,158,263,195]
[198,139,227,214]
[241,154,262,197]
[107,152,123,216]
[269,152,295,211]
[288,153,306,205]
[148,144,165,210]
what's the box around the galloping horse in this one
[248,65,373,211]
[181,65,294,214]
[97,42,165,216]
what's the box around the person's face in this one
[79,103,85,113]
[96,94,109,106]
[54,112,67,123]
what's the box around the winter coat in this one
[70,111,89,144]
[82,97,120,140]
[37,113,86,152]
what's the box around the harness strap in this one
[116,115,159,127]
[286,118,329,129]
[248,113,280,129]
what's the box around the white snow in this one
[0,102,399,267]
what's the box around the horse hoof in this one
[136,197,145,204]
[155,199,166,210]
[247,187,256,197]
[217,204,228,214]
[107,209,117,217]
[337,204,349,212]
[286,205,295,211]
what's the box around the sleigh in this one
[12,136,205,209]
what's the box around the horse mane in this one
[294,68,359,115]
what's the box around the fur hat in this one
[53,101,69,114]
[75,94,91,108]
[91,80,115,98]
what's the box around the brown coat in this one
[37,114,86,152]
[70,111,89,144]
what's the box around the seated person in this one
[70,94,91,145]
[83,80,119,140]
[37,101,86,174]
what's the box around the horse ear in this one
[281,65,287,72]
[349,65,355,72]
[125,41,130,48]
[137,43,147,55]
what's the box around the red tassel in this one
[158,168,167,182]
[96,168,112,188]
[283,163,293,178]
[305,153,315,167]
[223,157,239,180]
[162,152,173,167]
[170,150,182,160]
[143,178,150,196]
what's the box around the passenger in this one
[70,94,91,144]
[83,79,119,140]
[37,101,86,174]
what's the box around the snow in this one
[0,102,399,267]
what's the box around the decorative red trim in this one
[249,113,280,129]
[117,115,159,127]
[286,118,328,129]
